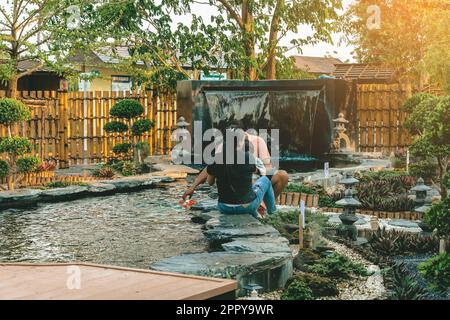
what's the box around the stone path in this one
[150,210,294,297]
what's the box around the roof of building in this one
[333,63,395,82]
[0,59,54,73]
[292,56,343,74]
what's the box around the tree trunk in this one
[242,0,257,80]
[437,156,448,199]
[265,0,284,80]
[7,76,18,99]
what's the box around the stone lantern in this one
[340,171,360,197]
[171,116,191,164]
[336,189,361,241]
[411,178,431,208]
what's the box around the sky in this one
[175,0,356,63]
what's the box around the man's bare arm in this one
[182,168,208,199]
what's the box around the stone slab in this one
[222,237,291,254]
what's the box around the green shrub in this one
[418,253,450,293]
[121,161,136,176]
[306,253,370,279]
[131,119,154,136]
[285,183,318,194]
[112,143,131,154]
[0,98,31,125]
[386,263,429,300]
[0,137,32,156]
[92,165,115,178]
[16,156,41,173]
[409,160,438,183]
[0,160,9,178]
[281,278,314,300]
[109,99,144,119]
[104,121,128,133]
[424,197,450,239]
[443,171,450,189]
[293,273,339,297]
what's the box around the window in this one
[111,75,132,91]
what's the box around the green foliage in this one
[263,210,328,244]
[0,98,31,125]
[306,253,370,279]
[92,165,115,178]
[104,121,128,133]
[444,171,450,189]
[0,137,32,156]
[403,93,450,198]
[424,197,450,238]
[418,253,450,293]
[386,263,429,300]
[369,230,439,257]
[109,99,144,119]
[131,119,154,136]
[112,143,131,155]
[409,160,438,183]
[356,171,416,212]
[318,195,338,208]
[0,160,9,178]
[281,278,314,300]
[16,156,41,174]
[45,181,89,189]
[121,161,137,176]
[293,273,339,297]
[285,183,318,194]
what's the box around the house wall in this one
[78,66,133,91]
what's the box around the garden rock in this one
[222,237,291,254]
[0,189,41,207]
[87,183,116,194]
[40,186,89,200]
[150,251,292,296]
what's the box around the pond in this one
[0,181,211,269]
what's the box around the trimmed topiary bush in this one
[424,197,450,240]
[0,137,32,155]
[0,98,31,126]
[104,121,128,133]
[112,143,131,155]
[0,98,39,190]
[306,253,370,279]
[286,273,339,297]
[131,119,154,136]
[16,156,41,173]
[104,99,154,165]
[109,99,144,119]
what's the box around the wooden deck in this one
[0,263,237,300]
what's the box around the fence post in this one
[58,90,69,169]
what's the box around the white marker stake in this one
[406,150,410,173]
[300,200,306,228]
[324,162,330,189]
[299,200,305,249]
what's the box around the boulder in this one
[40,186,89,201]
[222,237,291,254]
[87,183,116,194]
[150,251,292,296]
[0,189,42,208]
[190,210,222,224]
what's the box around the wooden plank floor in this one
[0,263,237,300]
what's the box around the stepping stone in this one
[222,237,291,254]
[204,225,280,244]
[87,183,116,194]
[150,251,293,296]
[205,214,262,230]
[387,220,419,229]
[190,200,218,212]
[190,211,222,224]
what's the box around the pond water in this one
[0,181,212,269]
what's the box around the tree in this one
[104,99,154,163]
[0,0,74,97]
[205,0,342,80]
[424,197,450,253]
[344,0,450,87]
[403,94,450,198]
[0,98,40,190]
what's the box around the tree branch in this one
[217,0,244,30]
